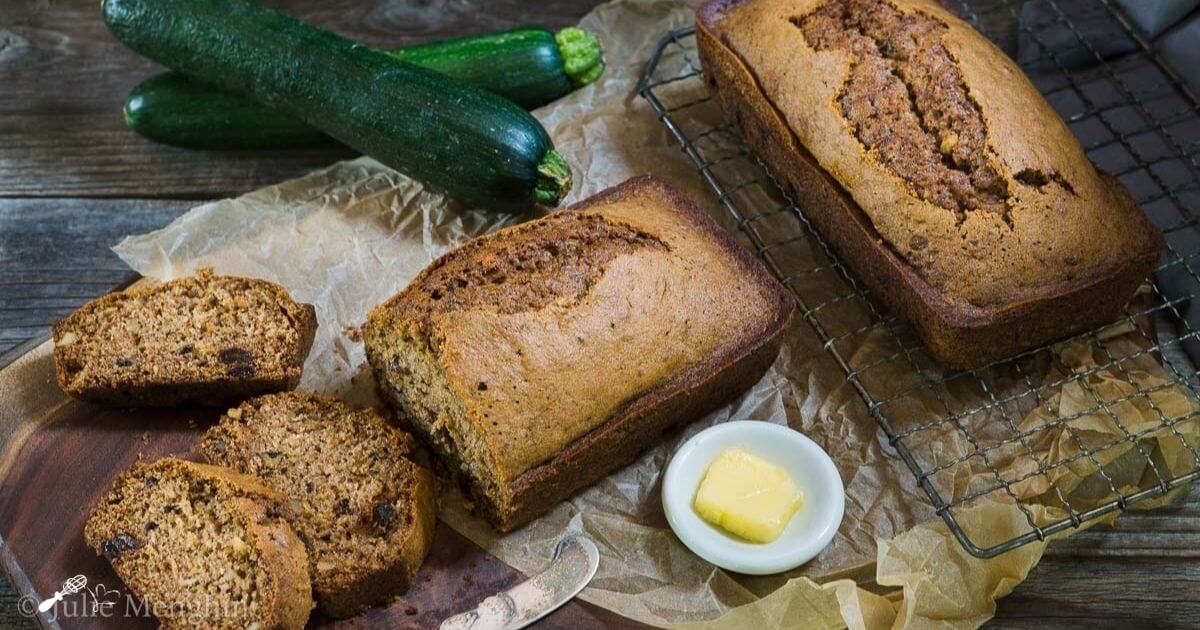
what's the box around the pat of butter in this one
[692,447,802,543]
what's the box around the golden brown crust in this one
[317,466,437,617]
[365,176,796,530]
[234,496,314,630]
[52,269,317,406]
[492,316,787,529]
[696,0,1163,368]
[197,392,437,618]
[83,458,313,629]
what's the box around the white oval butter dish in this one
[662,420,845,575]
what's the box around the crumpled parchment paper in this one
[112,1,1200,627]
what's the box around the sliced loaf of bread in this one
[84,457,314,629]
[363,176,796,530]
[198,393,437,617]
[53,268,317,406]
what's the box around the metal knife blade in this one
[439,536,600,630]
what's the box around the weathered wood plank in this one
[990,490,1200,628]
[994,559,1200,629]
[0,198,191,353]
[0,0,600,198]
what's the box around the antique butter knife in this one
[440,536,600,630]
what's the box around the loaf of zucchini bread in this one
[364,176,796,531]
[696,0,1163,368]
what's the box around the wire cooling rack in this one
[640,1,1200,558]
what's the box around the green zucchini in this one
[103,0,572,210]
[125,27,605,150]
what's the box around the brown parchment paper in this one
[111,1,1200,627]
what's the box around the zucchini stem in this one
[535,149,572,207]
[555,27,605,88]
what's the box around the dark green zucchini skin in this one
[126,73,329,149]
[104,0,570,210]
[395,28,572,109]
[125,27,602,150]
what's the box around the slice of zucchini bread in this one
[53,268,317,406]
[363,175,797,531]
[197,392,437,618]
[84,458,313,630]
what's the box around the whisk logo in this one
[19,572,254,622]
[17,574,123,619]
[37,575,88,612]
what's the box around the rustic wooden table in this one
[2,0,1198,628]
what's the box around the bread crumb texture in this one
[52,268,316,406]
[199,393,436,618]
[83,458,313,630]
[716,0,1161,307]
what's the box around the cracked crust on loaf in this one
[696,0,1163,367]
[364,175,796,531]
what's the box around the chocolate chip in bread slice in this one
[197,393,437,618]
[84,457,314,630]
[52,268,317,406]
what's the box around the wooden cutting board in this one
[0,328,642,629]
